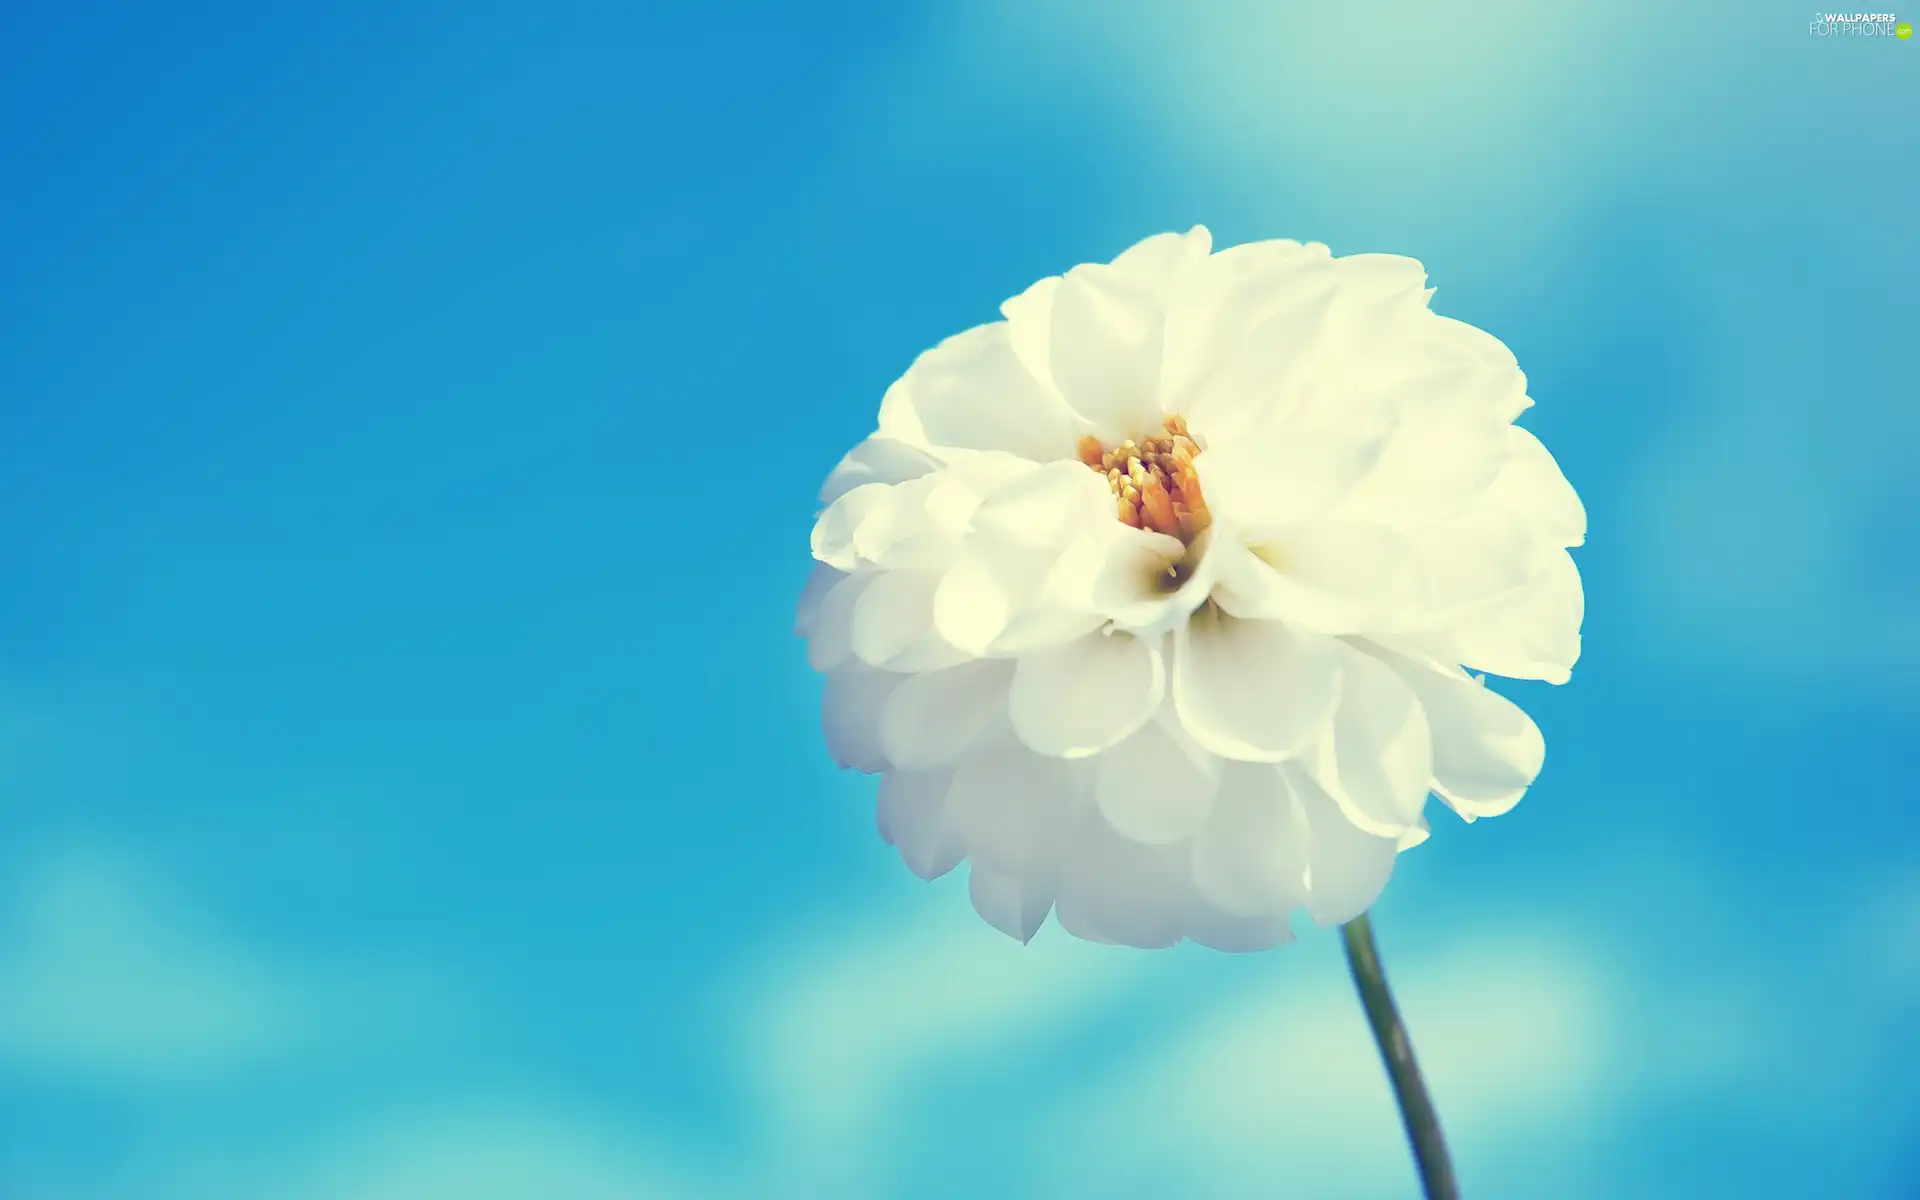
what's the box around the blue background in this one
[2,2,1915,1197]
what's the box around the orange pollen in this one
[1076,415,1212,543]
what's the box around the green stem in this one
[1342,912,1460,1200]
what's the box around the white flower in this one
[797,227,1585,951]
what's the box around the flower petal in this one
[804,573,869,672]
[1190,761,1310,918]
[877,769,964,880]
[932,553,1022,656]
[1422,315,1532,421]
[1171,608,1340,763]
[983,552,1105,648]
[1053,812,1190,949]
[1486,425,1585,548]
[1370,645,1546,819]
[1440,549,1583,685]
[1094,710,1220,844]
[821,660,903,773]
[1299,642,1434,837]
[894,322,1081,462]
[933,548,1104,660]
[1009,631,1164,759]
[1087,524,1207,633]
[1214,523,1424,635]
[848,458,1030,573]
[819,437,945,506]
[878,658,1015,772]
[794,562,845,638]
[1397,819,1432,852]
[969,459,1112,549]
[968,861,1055,944]
[1195,394,1397,532]
[1047,229,1208,439]
[1324,253,1432,348]
[874,375,928,447]
[1407,505,1542,624]
[850,570,967,672]
[1294,764,1400,926]
[848,477,959,572]
[1000,274,1062,393]
[1333,395,1513,532]
[1169,242,1341,442]
[1184,905,1295,953]
[1344,312,1530,423]
[810,483,890,572]
[945,741,1083,877]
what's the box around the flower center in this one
[1077,415,1212,545]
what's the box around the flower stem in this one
[1342,912,1459,1200]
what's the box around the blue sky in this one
[1,1,1915,1196]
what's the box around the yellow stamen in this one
[1076,416,1211,543]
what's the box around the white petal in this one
[1190,761,1310,918]
[821,661,902,773]
[877,770,963,880]
[1030,531,1118,615]
[968,861,1055,944]
[945,741,1083,877]
[969,460,1112,549]
[850,460,1031,573]
[1213,523,1424,635]
[1171,607,1340,763]
[850,569,935,665]
[1334,396,1513,531]
[1397,819,1432,852]
[850,570,966,672]
[1054,812,1190,949]
[1294,765,1400,926]
[805,573,869,672]
[1428,314,1522,375]
[883,636,971,675]
[876,376,928,446]
[810,483,890,572]
[1112,224,1211,271]
[991,599,1107,658]
[1300,643,1434,837]
[1442,549,1583,685]
[849,477,960,572]
[894,323,1080,462]
[1350,312,1530,423]
[819,437,945,506]
[1009,631,1164,759]
[1373,647,1546,819]
[1087,525,1204,631]
[1198,408,1398,536]
[878,659,1015,772]
[1169,243,1341,441]
[1325,253,1432,346]
[1335,252,1429,299]
[794,563,845,638]
[1264,523,1424,623]
[932,535,1105,660]
[1185,905,1295,953]
[1408,505,1541,623]
[933,447,1050,502]
[932,553,1023,656]
[1486,425,1585,548]
[1000,274,1062,393]
[1094,712,1220,844]
[1046,229,1207,439]
[1423,315,1532,421]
